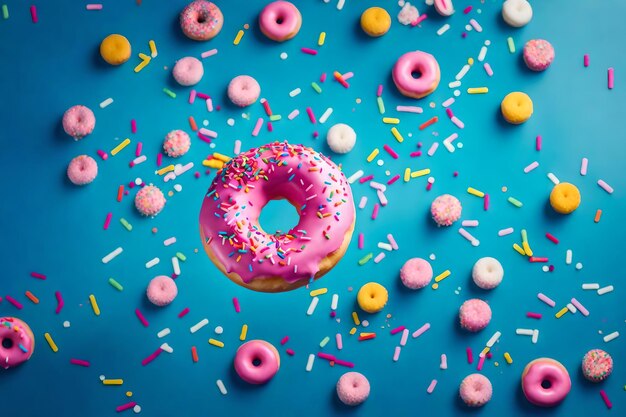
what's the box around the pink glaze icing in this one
[234,340,280,384]
[135,185,166,217]
[146,276,178,306]
[459,373,492,407]
[172,57,204,86]
[522,358,571,407]
[62,105,95,139]
[199,142,355,285]
[163,130,191,157]
[523,39,555,71]
[392,51,441,99]
[581,349,613,382]
[67,155,98,185]
[400,257,433,289]
[336,372,370,406]
[180,1,224,41]
[431,194,462,226]
[459,299,491,332]
[259,1,302,42]
[227,75,261,107]
[1,317,34,369]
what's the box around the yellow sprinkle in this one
[513,243,526,256]
[212,152,231,163]
[431,283,439,290]
[233,29,244,45]
[89,294,100,316]
[468,57,474,65]
[239,324,248,341]
[522,241,533,256]
[404,168,411,182]
[349,327,357,335]
[434,270,451,283]
[44,332,58,352]
[202,159,224,169]
[149,40,157,57]
[126,392,133,397]
[318,32,326,46]
[504,352,513,364]
[494,362,500,367]
[467,87,489,94]
[110,138,131,156]
[555,307,569,318]
[382,117,400,124]
[467,187,485,198]
[208,338,225,348]
[103,379,124,385]
[156,164,175,175]
[138,52,151,61]
[366,148,379,162]
[411,168,431,178]
[359,332,375,337]
[134,57,150,73]
[390,127,404,143]
[352,311,361,326]
[310,288,328,297]
[481,347,490,356]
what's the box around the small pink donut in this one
[67,155,98,185]
[400,257,433,289]
[431,194,462,227]
[0,317,35,369]
[227,75,261,107]
[62,105,96,140]
[135,185,166,217]
[582,349,613,382]
[336,372,370,406]
[259,1,302,42]
[234,340,280,384]
[459,373,493,407]
[163,130,191,157]
[172,57,204,86]
[180,1,224,41]
[392,50,441,99]
[459,299,491,332]
[523,39,555,71]
[146,275,178,306]
[522,358,571,407]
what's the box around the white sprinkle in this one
[318,107,333,124]
[400,329,409,346]
[99,97,113,108]
[462,220,479,227]
[531,329,539,344]
[174,184,182,192]
[429,253,436,261]
[305,354,315,371]
[486,331,501,348]
[174,162,193,176]
[459,228,479,246]
[580,158,588,175]
[164,237,177,246]
[582,283,600,290]
[427,142,439,156]
[201,49,218,58]
[63,321,71,328]
[199,127,217,138]
[437,23,450,36]
[412,323,431,338]
[216,379,228,395]
[597,179,614,194]
[387,234,399,250]
[307,297,319,316]
[145,257,160,268]
[575,262,583,270]
[133,405,141,413]
[393,346,401,362]
[453,89,461,97]
[160,343,173,353]
[190,318,209,333]
[524,161,539,173]
[374,252,386,263]
[280,52,288,60]
[448,80,461,88]
[378,242,393,251]
[376,190,388,206]
[547,172,560,185]
[455,65,470,81]
[287,109,299,120]
[597,285,614,295]
[358,196,368,209]
[516,328,534,336]
[498,227,514,236]
[603,331,619,343]
[132,155,147,166]
[172,257,181,276]
[427,177,435,184]
[566,303,577,314]
[336,0,345,10]
[289,88,301,97]
[99,375,105,381]
[234,140,241,155]
[163,172,176,182]
[451,116,465,129]
[376,159,384,167]
[442,97,455,107]
[157,328,171,338]
[331,294,339,310]
[565,249,573,265]
[396,105,423,113]
[478,45,488,62]
[542,265,549,272]
[440,354,448,369]
[469,18,483,32]
[426,379,438,394]
[214,326,223,335]
[102,247,123,264]
[347,170,364,184]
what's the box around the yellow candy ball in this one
[360,7,391,37]
[357,282,388,313]
[100,34,131,66]
[501,92,533,124]
[550,182,581,214]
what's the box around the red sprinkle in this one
[526,312,542,319]
[376,84,383,97]
[545,233,559,244]
[463,6,473,14]
[411,14,427,26]
[116,185,124,202]
[232,297,241,313]
[358,333,376,341]
[320,73,327,83]
[30,272,47,280]
[445,108,454,118]
[419,116,438,130]
[135,308,149,327]
[261,99,272,116]
[267,121,273,132]
[529,257,549,263]
[97,150,108,160]
[306,107,316,124]
[30,5,38,23]
[178,307,190,318]
[157,153,163,166]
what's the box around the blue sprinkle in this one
[228,252,235,257]
[238,249,248,253]
[288,174,295,182]
[18,344,28,353]
[248,264,253,272]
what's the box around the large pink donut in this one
[0,317,35,369]
[180,1,224,41]
[259,1,302,42]
[522,358,571,407]
[392,50,441,99]
[234,340,280,384]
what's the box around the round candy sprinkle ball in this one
[336,372,370,406]
[163,130,191,157]
[523,39,555,71]
[582,349,613,382]
[431,194,462,226]
[135,185,166,217]
[67,155,98,185]
[62,105,96,140]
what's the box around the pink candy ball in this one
[336,372,370,406]
[67,155,98,185]
[227,75,261,107]
[523,39,555,72]
[459,299,492,332]
[62,105,96,140]
[400,257,433,289]
[135,185,166,217]
[431,194,462,227]
[146,275,178,306]
[172,56,204,86]
[163,130,191,157]
[459,373,493,407]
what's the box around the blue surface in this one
[1,0,624,415]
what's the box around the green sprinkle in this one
[163,88,176,98]
[521,229,528,243]
[507,37,516,53]
[358,253,373,266]
[269,114,282,122]
[377,96,385,114]
[319,336,330,348]
[120,218,132,231]
[176,252,187,261]
[2,4,8,19]
[311,82,322,94]
[508,196,523,207]
[108,278,123,291]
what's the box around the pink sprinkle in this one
[483,194,490,211]
[412,323,430,338]
[336,333,343,350]
[526,312,542,319]
[317,352,335,361]
[178,307,190,318]
[583,54,589,67]
[86,4,103,11]
[301,47,318,55]
[131,119,137,134]
[580,157,588,176]
[135,142,142,157]
[286,348,295,356]
[537,292,556,307]
[608,68,614,89]
[463,5,473,14]
[383,144,399,159]
[393,346,402,362]
[477,354,486,371]
[196,92,209,100]
[600,390,612,409]
[597,179,614,194]
[201,49,218,58]
[320,73,327,83]
[70,358,90,367]
[376,84,383,97]
[358,233,364,249]
[462,32,467,38]
[371,203,380,220]
[342,72,354,80]
[116,402,137,413]
[536,135,542,151]
[410,151,422,157]
[5,295,23,310]
[197,132,212,143]
[55,291,64,314]
[453,171,459,177]
[486,352,493,359]
[188,90,197,104]
[483,62,493,76]
[387,234,399,250]
[445,108,454,118]
[250,118,263,137]
[135,309,149,327]
[426,379,438,394]
[306,107,316,124]
[570,298,589,316]
[30,272,46,280]
[312,131,319,138]
[103,212,112,230]
[156,153,163,167]
[390,325,406,335]
[387,175,400,185]
[280,336,289,345]
[359,175,374,184]
[97,150,108,160]
[426,182,433,191]
[411,14,427,26]
[334,359,355,368]
[545,233,559,244]
[466,347,473,364]
[141,347,163,366]
[232,297,240,313]
[30,5,38,23]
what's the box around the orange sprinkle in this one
[116,185,124,202]
[594,209,602,223]
[25,291,39,304]
[358,333,376,341]
[188,116,198,131]
[235,255,242,262]
[191,346,198,362]
[419,116,439,130]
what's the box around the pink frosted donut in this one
[459,374,492,407]
[172,57,204,86]
[146,276,178,306]
[582,349,613,382]
[523,39,554,71]
[62,105,96,140]
[392,51,441,99]
[336,372,370,406]
[180,1,223,41]
[522,358,571,407]
[431,194,462,226]
[459,299,491,332]
[0,317,35,369]
[259,1,302,42]
[163,130,191,157]
[135,185,166,217]
[234,340,280,384]
[67,155,98,185]
[400,257,433,289]
[227,75,261,107]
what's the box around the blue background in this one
[0,0,624,416]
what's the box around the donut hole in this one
[197,12,207,24]
[252,358,262,367]
[1,338,13,349]
[276,16,284,25]
[541,379,552,389]
[258,198,300,236]
[411,70,423,79]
